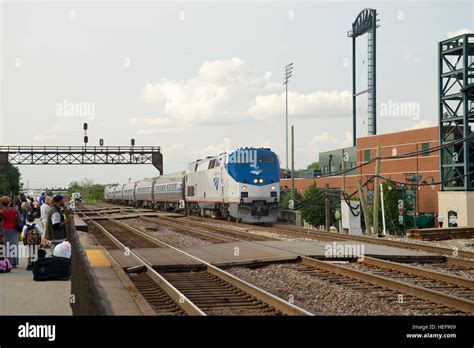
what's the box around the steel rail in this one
[88,219,206,316]
[300,256,474,314]
[109,218,313,316]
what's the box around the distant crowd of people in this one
[0,192,73,271]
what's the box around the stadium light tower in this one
[284,63,294,173]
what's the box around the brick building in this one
[281,126,439,213]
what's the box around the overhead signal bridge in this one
[0,145,163,174]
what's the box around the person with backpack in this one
[0,196,21,268]
[44,195,73,252]
[21,214,43,271]
[20,196,31,224]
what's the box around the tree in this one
[281,189,302,209]
[299,182,337,227]
[369,180,406,235]
[306,162,320,170]
[0,164,21,195]
[67,179,105,203]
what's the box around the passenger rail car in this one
[105,147,281,223]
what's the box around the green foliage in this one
[299,182,337,227]
[67,178,105,202]
[0,164,21,195]
[281,189,302,209]
[306,162,320,170]
[369,180,407,235]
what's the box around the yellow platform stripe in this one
[85,249,111,267]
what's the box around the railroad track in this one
[82,212,311,316]
[83,204,474,278]
[78,204,474,314]
[135,215,474,314]
[138,215,274,242]
[182,216,474,269]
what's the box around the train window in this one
[194,163,199,172]
[208,160,215,169]
[187,186,194,196]
[215,158,220,167]
[257,154,276,164]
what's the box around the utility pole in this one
[372,146,381,236]
[380,182,386,237]
[341,149,346,193]
[291,125,295,201]
[325,183,330,231]
[358,180,372,234]
[284,63,293,174]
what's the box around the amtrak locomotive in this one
[105,147,281,223]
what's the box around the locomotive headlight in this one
[242,185,247,190]
[271,185,276,190]
[258,178,264,183]
[253,178,258,184]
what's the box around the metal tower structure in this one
[439,34,474,190]
[0,145,163,174]
[348,8,379,146]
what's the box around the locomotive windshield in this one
[257,154,276,164]
[226,149,280,185]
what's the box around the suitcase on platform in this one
[33,256,70,281]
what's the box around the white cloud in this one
[249,90,351,120]
[142,57,350,125]
[129,117,185,135]
[404,120,436,130]
[306,131,353,160]
[308,131,337,154]
[447,27,472,38]
[195,137,233,158]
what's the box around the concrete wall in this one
[438,191,474,227]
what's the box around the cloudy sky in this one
[1,0,473,188]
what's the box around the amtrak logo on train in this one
[250,169,262,175]
[213,174,220,190]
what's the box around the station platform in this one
[76,232,154,315]
[0,245,72,315]
[73,214,88,232]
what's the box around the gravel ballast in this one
[229,263,422,316]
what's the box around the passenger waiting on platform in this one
[22,214,43,271]
[33,198,40,216]
[39,192,46,206]
[40,196,52,246]
[0,196,21,268]
[44,195,72,252]
[20,196,30,224]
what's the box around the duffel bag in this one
[33,256,70,281]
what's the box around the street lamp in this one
[284,63,294,175]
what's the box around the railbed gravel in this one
[121,218,218,248]
[384,234,474,253]
[229,263,421,316]
[409,262,474,280]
